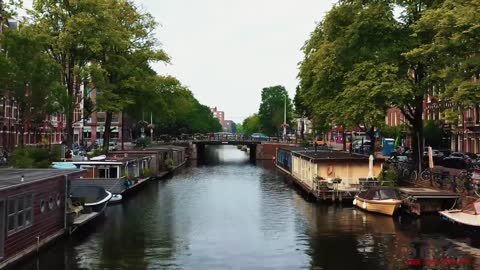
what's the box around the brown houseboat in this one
[0,169,85,269]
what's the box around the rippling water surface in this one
[13,146,480,269]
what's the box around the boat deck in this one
[441,211,480,227]
[399,187,459,215]
[398,187,459,199]
[73,212,99,225]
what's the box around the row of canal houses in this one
[276,147,383,201]
[0,145,186,269]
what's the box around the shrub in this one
[165,158,175,171]
[140,168,153,178]
[378,168,397,187]
[10,147,60,168]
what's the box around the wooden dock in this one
[398,187,459,216]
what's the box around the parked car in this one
[442,152,471,169]
[251,133,269,141]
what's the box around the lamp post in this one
[283,95,287,141]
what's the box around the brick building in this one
[385,99,480,154]
[83,85,122,145]
[210,107,225,127]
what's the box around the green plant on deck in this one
[140,168,153,178]
[165,158,175,171]
[378,168,397,187]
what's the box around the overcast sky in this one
[22,0,337,123]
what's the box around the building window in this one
[7,194,33,235]
[97,117,105,123]
[112,117,119,123]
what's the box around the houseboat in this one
[146,145,187,171]
[276,148,383,202]
[0,169,85,269]
[52,153,154,202]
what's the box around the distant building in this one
[296,118,312,137]
[210,107,225,126]
[223,120,236,133]
[83,85,122,145]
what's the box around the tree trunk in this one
[411,95,424,174]
[121,112,125,150]
[65,56,75,148]
[103,112,113,154]
[342,130,347,151]
[300,119,305,140]
[367,126,376,156]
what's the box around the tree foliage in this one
[296,0,466,169]
[258,85,293,136]
[0,0,221,151]
[242,114,261,137]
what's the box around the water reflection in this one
[11,146,480,270]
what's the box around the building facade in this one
[0,94,66,151]
[83,86,122,145]
[385,99,480,154]
[223,120,236,133]
[210,107,225,127]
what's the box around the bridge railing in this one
[153,134,299,144]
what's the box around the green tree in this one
[88,0,168,152]
[407,0,480,117]
[242,114,261,137]
[31,0,113,146]
[298,0,447,169]
[258,86,293,136]
[0,24,63,146]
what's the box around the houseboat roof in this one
[0,169,84,191]
[105,154,152,162]
[291,150,374,162]
[147,145,186,151]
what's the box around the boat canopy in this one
[358,187,398,200]
[462,200,480,215]
[51,162,78,169]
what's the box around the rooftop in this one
[0,169,84,190]
[291,149,373,161]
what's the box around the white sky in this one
[21,0,337,123]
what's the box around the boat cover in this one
[357,187,398,200]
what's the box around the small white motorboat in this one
[440,200,480,227]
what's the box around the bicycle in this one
[394,161,417,184]
[431,171,453,191]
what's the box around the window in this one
[97,117,105,123]
[7,194,33,235]
[112,117,119,123]
[40,200,45,213]
[48,197,55,210]
[56,194,61,207]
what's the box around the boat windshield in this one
[378,189,397,200]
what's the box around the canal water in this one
[13,146,480,270]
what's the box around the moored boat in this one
[440,200,480,227]
[68,186,112,234]
[353,187,402,216]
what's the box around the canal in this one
[13,146,480,269]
